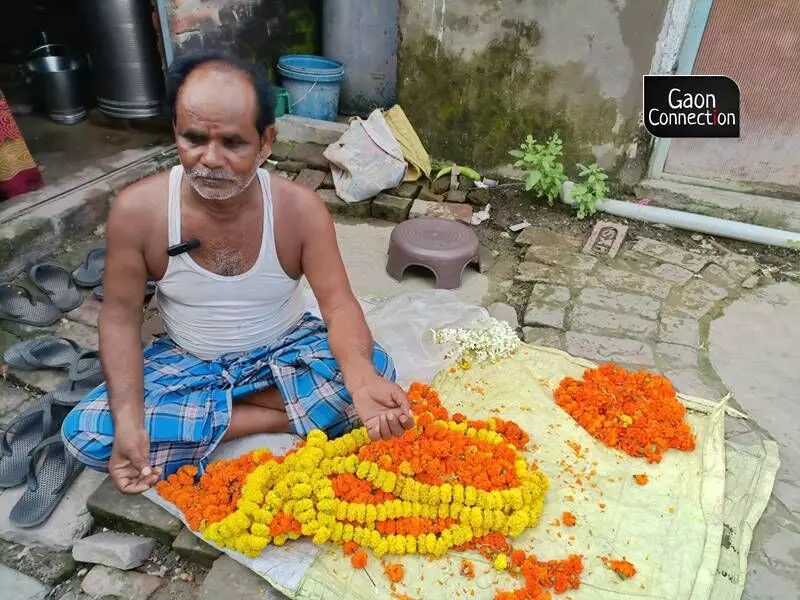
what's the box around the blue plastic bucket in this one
[277,55,344,121]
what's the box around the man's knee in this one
[61,405,113,472]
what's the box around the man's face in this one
[174,64,275,201]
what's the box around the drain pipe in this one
[561,182,800,248]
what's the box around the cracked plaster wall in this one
[398,0,670,183]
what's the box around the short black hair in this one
[165,51,275,134]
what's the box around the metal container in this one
[81,0,165,118]
[25,44,88,125]
[322,0,398,115]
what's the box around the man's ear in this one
[259,124,277,159]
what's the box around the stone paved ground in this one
[0,142,798,597]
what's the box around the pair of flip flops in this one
[0,262,84,327]
[0,397,85,528]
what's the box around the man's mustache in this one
[188,166,236,181]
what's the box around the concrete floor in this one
[16,112,168,187]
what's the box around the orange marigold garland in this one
[554,363,696,463]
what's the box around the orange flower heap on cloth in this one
[554,363,696,463]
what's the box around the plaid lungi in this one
[61,313,395,477]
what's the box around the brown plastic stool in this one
[386,217,480,289]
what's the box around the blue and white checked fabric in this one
[61,313,395,477]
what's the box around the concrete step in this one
[635,178,800,233]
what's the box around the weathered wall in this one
[165,0,320,79]
[398,0,669,180]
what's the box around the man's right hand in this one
[109,426,161,494]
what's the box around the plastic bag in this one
[323,109,407,203]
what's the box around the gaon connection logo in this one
[643,75,740,138]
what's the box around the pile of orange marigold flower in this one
[554,363,696,463]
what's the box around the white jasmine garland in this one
[431,317,521,364]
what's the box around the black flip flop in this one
[3,336,84,370]
[0,396,71,488]
[9,434,85,528]
[51,352,104,406]
[27,263,83,312]
[72,245,106,288]
[0,283,61,327]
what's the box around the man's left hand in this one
[351,376,414,441]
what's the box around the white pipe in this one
[562,183,800,248]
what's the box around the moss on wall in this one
[398,24,637,173]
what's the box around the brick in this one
[318,189,371,219]
[72,532,156,570]
[288,142,329,169]
[86,478,183,544]
[582,220,628,258]
[658,315,700,347]
[173,527,222,568]
[515,263,590,287]
[700,263,737,290]
[651,263,694,284]
[202,556,287,599]
[523,305,565,329]
[665,279,728,319]
[566,332,655,366]
[515,228,581,249]
[409,199,472,223]
[417,186,445,203]
[593,266,672,299]
[524,245,597,272]
[569,305,657,340]
[631,237,709,272]
[269,140,294,161]
[294,169,327,191]
[390,182,421,199]
[577,288,661,319]
[371,194,412,222]
[274,160,305,173]
[275,114,347,146]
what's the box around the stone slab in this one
[699,263,738,290]
[293,169,327,191]
[592,265,672,299]
[273,170,296,181]
[141,314,166,345]
[409,199,472,223]
[0,381,31,421]
[631,237,709,272]
[487,302,519,329]
[72,531,156,570]
[418,186,444,203]
[524,245,598,272]
[576,288,661,319]
[655,342,699,369]
[53,320,99,350]
[0,538,75,586]
[287,143,329,170]
[714,252,760,282]
[317,189,372,219]
[515,263,590,288]
[0,564,48,600]
[663,369,726,400]
[528,283,571,305]
[566,332,655,365]
[657,315,700,347]
[274,160,304,173]
[371,194,412,223]
[665,279,728,319]
[582,220,628,258]
[569,305,657,340]
[0,469,105,551]
[172,527,221,568]
[65,293,103,328]
[515,228,581,249]
[523,306,565,329]
[86,478,182,545]
[201,556,287,599]
[268,140,294,161]
[651,263,694,284]
[275,114,347,146]
[81,565,162,600]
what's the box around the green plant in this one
[788,239,800,249]
[509,133,566,205]
[570,163,609,220]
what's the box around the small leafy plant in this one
[570,163,609,220]
[509,133,566,205]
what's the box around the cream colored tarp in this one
[144,292,778,600]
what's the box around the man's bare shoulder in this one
[107,170,171,243]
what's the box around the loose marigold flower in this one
[563,511,576,527]
[384,562,405,583]
[460,559,476,579]
[351,550,368,569]
[602,556,637,579]
[634,474,649,485]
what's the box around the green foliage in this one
[570,163,609,220]
[788,239,800,250]
[509,133,566,205]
